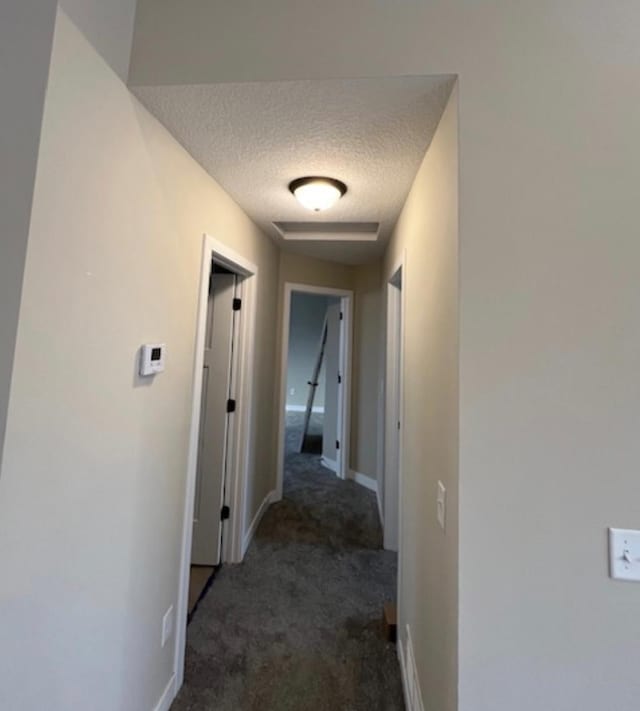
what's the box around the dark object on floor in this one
[172,413,404,710]
[383,601,397,643]
[300,432,322,454]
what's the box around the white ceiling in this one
[133,76,454,265]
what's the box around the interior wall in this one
[383,87,459,711]
[286,293,330,410]
[129,3,640,709]
[0,0,57,476]
[278,251,355,292]
[0,9,279,711]
[58,0,137,81]
[351,261,383,479]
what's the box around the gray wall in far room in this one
[287,293,338,410]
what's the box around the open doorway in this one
[175,235,258,690]
[285,292,340,464]
[276,283,352,498]
[188,263,238,613]
[384,261,403,552]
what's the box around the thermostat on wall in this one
[139,343,165,376]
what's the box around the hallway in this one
[172,414,403,710]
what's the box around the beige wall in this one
[0,0,57,476]
[0,9,278,711]
[384,87,459,711]
[130,3,640,709]
[278,251,354,292]
[351,261,383,480]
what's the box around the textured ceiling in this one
[133,76,454,264]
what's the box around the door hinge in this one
[336,440,340,450]
[232,297,242,311]
[226,399,236,413]
[337,374,342,384]
[220,505,231,521]
[339,311,343,321]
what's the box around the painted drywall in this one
[322,303,341,464]
[278,252,355,293]
[384,87,459,711]
[0,0,57,477]
[286,293,330,410]
[351,262,383,481]
[130,3,640,709]
[0,8,278,711]
[58,0,136,81]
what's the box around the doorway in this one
[188,264,238,613]
[175,234,258,691]
[276,283,353,499]
[384,262,403,552]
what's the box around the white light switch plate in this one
[436,481,446,530]
[609,528,640,582]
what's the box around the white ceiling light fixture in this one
[289,176,347,212]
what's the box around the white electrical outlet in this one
[609,528,640,582]
[436,481,446,530]
[161,605,174,647]
[289,387,296,396]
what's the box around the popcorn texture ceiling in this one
[133,76,454,264]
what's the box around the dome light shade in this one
[289,176,347,212]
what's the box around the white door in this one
[322,302,342,475]
[191,271,236,565]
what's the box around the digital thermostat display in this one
[140,343,165,376]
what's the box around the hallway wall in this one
[350,261,383,482]
[0,0,57,480]
[129,3,640,710]
[0,8,279,711]
[383,87,459,711]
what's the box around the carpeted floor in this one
[171,413,404,710]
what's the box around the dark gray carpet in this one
[171,413,404,710]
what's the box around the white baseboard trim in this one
[152,673,176,711]
[242,489,275,557]
[348,469,378,493]
[398,626,425,711]
[321,456,337,472]
[285,405,325,413]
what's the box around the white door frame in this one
[275,282,353,499]
[174,234,258,692]
[384,255,405,555]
